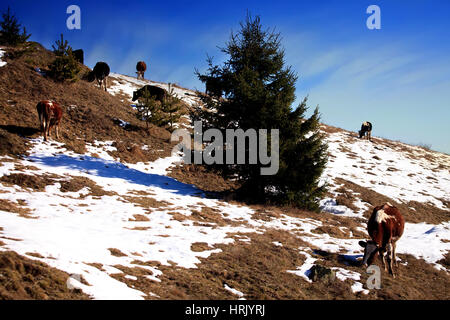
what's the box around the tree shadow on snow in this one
[28,153,204,197]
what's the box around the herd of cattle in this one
[33,58,404,278]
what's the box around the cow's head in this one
[132,90,138,102]
[86,71,96,83]
[359,240,379,266]
[358,130,366,139]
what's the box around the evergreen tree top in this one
[0,6,31,46]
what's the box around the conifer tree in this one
[195,14,328,211]
[161,84,183,132]
[0,7,31,46]
[48,34,80,82]
[135,89,166,129]
[52,33,72,56]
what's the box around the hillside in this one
[0,43,449,300]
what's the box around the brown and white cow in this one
[359,202,405,277]
[136,61,147,80]
[36,100,63,142]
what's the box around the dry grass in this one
[0,173,115,199]
[108,248,127,257]
[121,196,170,211]
[0,199,34,219]
[320,124,346,134]
[59,176,116,197]
[191,242,213,252]
[129,214,150,222]
[0,173,59,192]
[168,164,239,193]
[0,251,90,300]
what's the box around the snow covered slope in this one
[0,48,7,67]
[0,74,449,300]
[108,73,200,107]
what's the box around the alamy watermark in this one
[171,121,280,175]
[66,5,81,30]
[366,265,381,290]
[366,5,381,30]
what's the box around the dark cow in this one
[359,203,405,277]
[88,62,110,91]
[132,85,167,103]
[136,61,147,80]
[359,121,372,140]
[36,100,63,142]
[73,49,84,64]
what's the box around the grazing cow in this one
[359,121,372,140]
[36,100,63,142]
[73,49,84,64]
[136,61,147,80]
[88,62,110,91]
[359,202,405,277]
[132,85,167,103]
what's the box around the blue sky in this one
[2,0,450,153]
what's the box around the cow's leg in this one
[104,78,107,92]
[392,241,398,267]
[47,122,53,140]
[55,122,60,139]
[38,112,43,131]
[378,248,387,272]
[44,120,50,141]
[42,119,47,141]
[386,242,395,277]
[379,253,385,270]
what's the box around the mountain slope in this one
[0,43,449,300]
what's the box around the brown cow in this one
[359,202,405,277]
[136,61,147,80]
[36,100,63,142]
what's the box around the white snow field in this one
[0,74,449,299]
